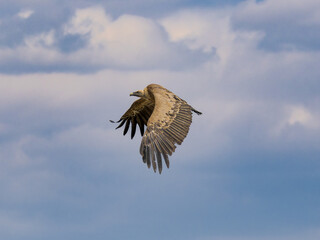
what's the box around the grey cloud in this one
[0,1,320,239]
[0,6,211,74]
[231,0,320,51]
[0,69,319,239]
[58,33,88,53]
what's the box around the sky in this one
[0,0,320,239]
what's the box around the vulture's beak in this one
[130,91,143,97]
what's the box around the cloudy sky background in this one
[1,0,320,239]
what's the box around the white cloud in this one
[24,30,56,48]
[161,10,238,54]
[287,106,318,128]
[271,105,320,136]
[64,7,112,37]
[63,7,196,69]
[0,30,61,67]
[160,9,265,76]
[0,6,207,72]
[17,9,34,19]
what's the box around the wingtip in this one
[191,107,202,115]
[110,119,122,123]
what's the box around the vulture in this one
[110,84,202,174]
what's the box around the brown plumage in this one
[110,84,202,174]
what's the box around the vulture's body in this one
[111,84,202,174]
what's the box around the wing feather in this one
[139,85,196,174]
[110,98,154,138]
[163,153,170,168]
[115,119,126,129]
[131,117,137,139]
[136,115,145,136]
[123,119,130,136]
[150,142,157,172]
[155,145,162,174]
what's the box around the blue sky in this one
[0,0,320,239]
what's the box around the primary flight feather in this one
[110,84,202,174]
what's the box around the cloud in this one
[160,8,264,72]
[0,1,320,239]
[232,0,320,50]
[3,1,320,73]
[24,29,55,47]
[61,6,210,70]
[63,7,175,68]
[16,9,34,19]
[0,6,209,73]
[286,105,319,128]
[0,2,319,165]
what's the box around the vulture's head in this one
[130,87,151,99]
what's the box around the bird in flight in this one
[110,84,202,174]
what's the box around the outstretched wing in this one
[139,85,200,174]
[110,98,154,139]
